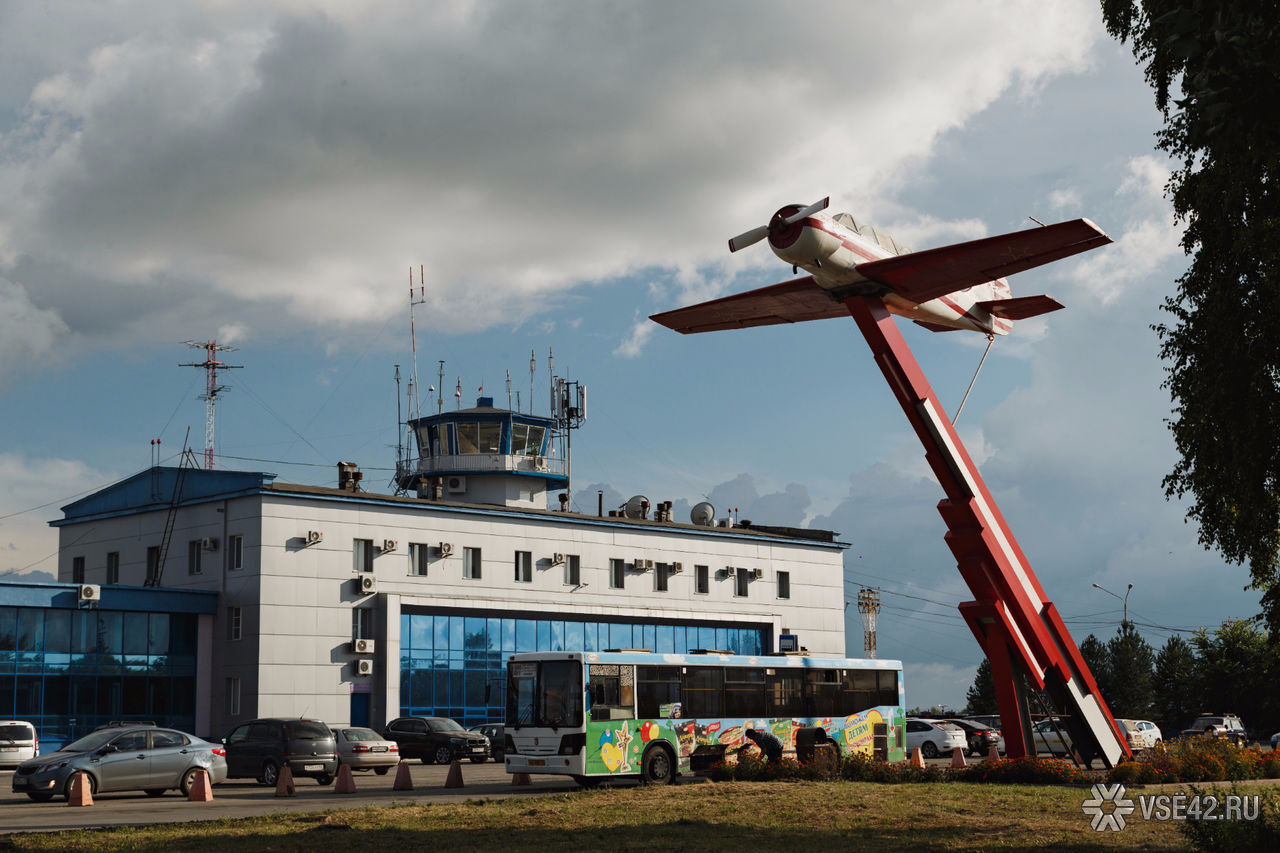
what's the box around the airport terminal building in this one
[4,399,848,745]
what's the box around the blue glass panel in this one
[411,668,432,707]
[449,617,464,652]
[487,618,500,651]
[0,609,14,652]
[716,628,729,650]
[536,621,550,651]
[516,620,536,652]
[401,614,411,648]
[583,622,596,652]
[46,611,72,655]
[657,624,673,654]
[434,615,449,651]
[502,619,516,651]
[450,670,464,709]
[465,669,486,706]
[465,617,486,651]
[610,623,630,649]
[17,608,43,653]
[643,625,656,651]
[434,667,449,707]
[672,626,685,654]
[699,627,715,650]
[565,621,583,651]
[551,621,564,652]
[411,616,432,651]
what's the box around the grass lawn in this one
[11,780,1273,852]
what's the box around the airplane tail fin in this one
[976,294,1064,321]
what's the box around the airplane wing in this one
[649,276,845,334]
[977,294,1064,320]
[855,218,1110,305]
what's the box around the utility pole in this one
[856,587,881,658]
[180,341,243,470]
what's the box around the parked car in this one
[1270,731,1279,751]
[1117,719,1162,750]
[964,714,1003,731]
[470,723,505,759]
[945,718,1003,756]
[382,716,490,764]
[904,719,968,758]
[0,721,39,768]
[1190,714,1247,744]
[331,726,399,774]
[222,718,338,786]
[1031,718,1073,755]
[11,725,226,802]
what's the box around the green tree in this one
[1101,2,1280,631]
[1106,622,1156,719]
[1191,620,1279,734]
[1079,633,1111,707]
[1152,635,1198,733]
[965,658,998,715]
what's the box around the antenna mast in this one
[408,266,426,423]
[437,360,445,414]
[179,341,243,470]
[550,367,586,510]
[856,587,881,658]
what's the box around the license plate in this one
[13,776,28,788]
[371,746,387,753]
[0,747,16,752]
[304,764,323,771]
[529,759,545,766]
[471,746,484,752]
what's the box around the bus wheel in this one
[641,745,674,786]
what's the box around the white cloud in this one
[1048,187,1082,212]
[0,276,69,386]
[613,319,655,359]
[0,454,115,577]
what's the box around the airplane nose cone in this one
[767,204,805,250]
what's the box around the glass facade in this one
[400,608,770,726]
[0,606,198,749]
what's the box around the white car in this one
[1118,719,1162,750]
[1031,718,1072,755]
[904,719,968,759]
[0,721,38,767]
[1270,731,1278,751]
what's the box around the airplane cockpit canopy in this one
[833,212,911,256]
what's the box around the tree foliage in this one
[1101,2,1280,632]
[1152,635,1198,733]
[1106,622,1157,719]
[1079,633,1112,707]
[1190,619,1280,734]
[964,657,998,715]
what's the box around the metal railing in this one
[398,453,566,480]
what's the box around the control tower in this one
[396,397,567,508]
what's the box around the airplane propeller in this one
[727,197,830,252]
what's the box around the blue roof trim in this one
[0,580,219,613]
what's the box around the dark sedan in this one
[382,717,490,765]
[946,718,1003,757]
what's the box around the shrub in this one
[954,755,1093,786]
[1110,737,1274,784]
[1178,784,1280,852]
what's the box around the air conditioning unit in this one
[446,476,467,494]
[351,638,376,654]
[670,562,684,574]
[751,568,764,580]
[381,539,397,553]
[437,542,453,558]
[201,537,219,551]
[634,558,654,572]
[78,584,101,603]
[551,553,566,566]
[719,566,734,578]
[305,530,324,546]
[356,659,374,676]
[359,574,378,594]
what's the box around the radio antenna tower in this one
[408,266,427,422]
[856,587,881,658]
[179,341,243,470]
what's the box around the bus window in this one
[588,664,635,721]
[805,669,840,716]
[840,669,877,714]
[682,667,724,718]
[877,670,898,706]
[767,669,803,717]
[724,667,765,717]
[636,666,681,718]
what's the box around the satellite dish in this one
[690,501,715,526]
[623,495,649,519]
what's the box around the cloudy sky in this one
[0,1,1258,707]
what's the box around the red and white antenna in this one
[179,341,243,470]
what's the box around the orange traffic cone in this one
[510,772,532,786]
[987,744,1000,762]
[950,747,967,768]
[66,771,94,807]
[909,747,925,769]
[188,768,214,802]
[274,764,296,797]
[444,759,464,788]
[393,760,414,791]
[335,764,357,794]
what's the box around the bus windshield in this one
[507,659,583,730]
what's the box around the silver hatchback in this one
[331,726,400,774]
[11,725,227,802]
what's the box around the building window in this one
[514,551,532,583]
[353,607,374,640]
[655,563,670,592]
[227,676,241,716]
[187,540,203,575]
[146,546,160,585]
[409,543,429,576]
[353,539,374,573]
[229,535,243,571]
[463,547,482,580]
[735,567,750,598]
[72,556,85,584]
[695,565,709,595]
[777,571,791,599]
[609,558,625,589]
[564,554,580,586]
[228,606,242,641]
[105,552,120,585]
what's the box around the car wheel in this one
[64,773,97,800]
[641,745,675,786]
[316,773,334,786]
[27,792,55,802]
[434,746,452,765]
[145,788,167,798]
[261,759,280,787]
[375,767,390,776]
[921,741,939,759]
[179,768,206,798]
[470,756,488,764]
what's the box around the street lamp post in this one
[1091,582,1134,626]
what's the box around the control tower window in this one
[456,423,479,454]
[477,422,501,453]
[511,424,546,456]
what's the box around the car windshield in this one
[285,721,331,740]
[933,722,963,732]
[340,728,381,742]
[429,719,465,733]
[59,730,121,753]
[0,725,34,740]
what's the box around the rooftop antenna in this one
[454,376,461,410]
[505,369,512,410]
[437,360,445,414]
[529,349,535,415]
[550,366,586,511]
[547,346,554,416]
[179,341,242,470]
[394,364,403,472]
[408,266,427,423]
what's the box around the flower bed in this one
[1108,737,1280,785]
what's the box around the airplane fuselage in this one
[767,207,1013,335]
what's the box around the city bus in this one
[504,649,905,785]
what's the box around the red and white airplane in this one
[650,197,1111,336]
